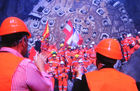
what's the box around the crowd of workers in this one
[0,17,140,91]
[29,31,140,91]
[121,33,140,61]
[29,41,97,91]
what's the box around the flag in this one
[65,34,73,45]
[63,20,73,45]
[72,28,79,45]
[42,21,49,41]
[72,28,83,46]
[78,34,83,45]
[63,20,73,37]
[63,20,83,45]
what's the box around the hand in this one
[34,53,46,72]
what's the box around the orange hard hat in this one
[95,38,122,60]
[0,17,31,38]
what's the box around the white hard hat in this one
[60,61,65,64]
[138,31,140,34]
[78,59,83,63]
[91,41,95,45]
[90,45,93,48]
[127,33,132,37]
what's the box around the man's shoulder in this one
[19,58,33,67]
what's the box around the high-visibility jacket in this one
[71,50,79,57]
[121,38,131,61]
[0,52,23,91]
[58,66,68,90]
[82,59,91,68]
[130,44,140,55]
[65,50,72,68]
[65,50,72,60]
[71,60,78,79]
[85,68,138,91]
[87,48,93,57]
[128,37,136,46]
[89,57,96,65]
[89,49,96,65]
[46,65,57,77]
[136,36,140,45]
[58,48,65,57]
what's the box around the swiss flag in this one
[63,20,73,45]
[63,20,83,45]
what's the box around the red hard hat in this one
[95,38,122,60]
[0,17,31,38]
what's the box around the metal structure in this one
[26,0,136,48]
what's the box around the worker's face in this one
[53,56,56,59]
[122,34,127,39]
[49,63,53,67]
[61,64,64,67]
[84,56,87,59]
[79,62,83,65]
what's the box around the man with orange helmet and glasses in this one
[72,38,138,91]
[0,17,53,91]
